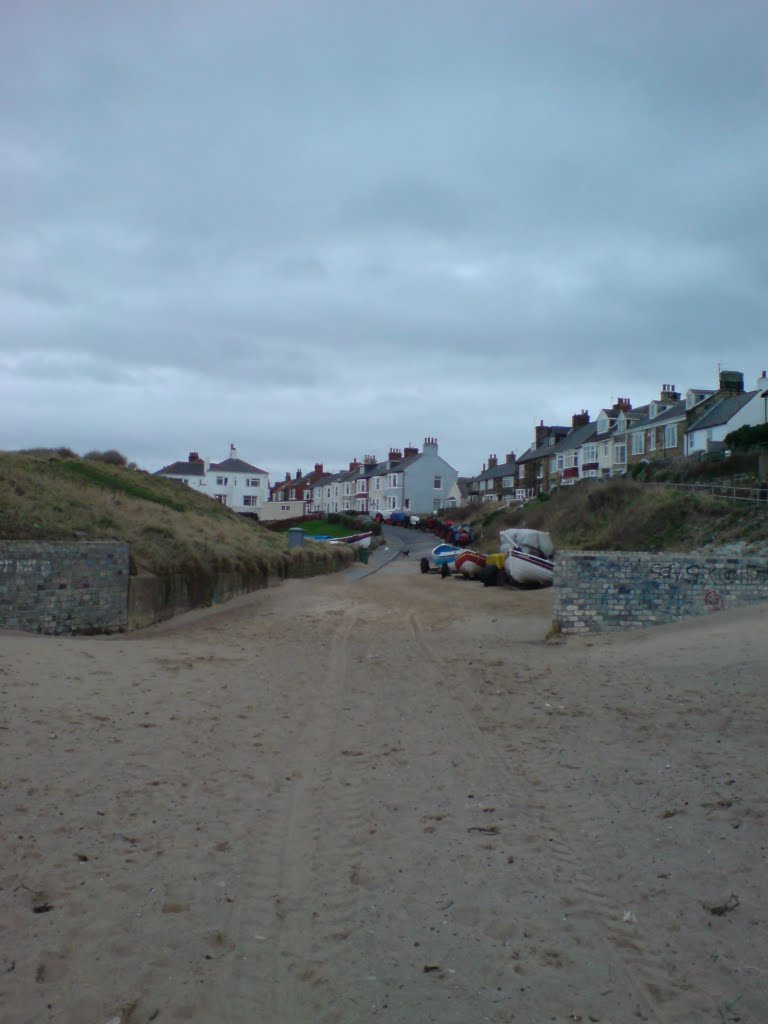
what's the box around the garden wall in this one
[553,550,768,634]
[0,542,129,635]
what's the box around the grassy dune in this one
[0,450,351,578]
[463,479,768,554]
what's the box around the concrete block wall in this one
[0,542,129,635]
[553,550,768,634]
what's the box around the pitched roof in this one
[629,399,687,430]
[156,460,205,477]
[550,422,598,453]
[516,428,570,463]
[477,462,516,481]
[686,390,758,432]
[209,457,268,474]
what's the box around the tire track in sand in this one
[406,608,665,1023]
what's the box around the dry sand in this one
[1,554,767,1024]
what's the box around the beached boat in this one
[328,531,373,549]
[431,543,463,568]
[454,550,487,579]
[500,529,555,587]
[504,548,554,587]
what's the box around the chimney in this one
[296,469,302,479]
[613,397,632,413]
[488,454,498,469]
[718,370,744,395]
[660,384,681,402]
[363,454,377,465]
[314,462,323,475]
[505,451,516,464]
[285,471,290,481]
[188,451,201,462]
[403,445,419,459]
[348,459,360,472]
[535,422,549,447]
[388,448,402,463]
[422,436,438,453]
[571,410,590,430]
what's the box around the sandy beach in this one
[2,546,766,1024]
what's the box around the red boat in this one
[454,550,487,579]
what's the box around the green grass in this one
[300,519,362,538]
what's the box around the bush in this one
[725,423,768,449]
[84,449,129,467]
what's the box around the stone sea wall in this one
[0,541,354,634]
[553,551,768,634]
[0,542,129,635]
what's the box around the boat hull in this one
[431,543,462,567]
[504,549,554,587]
[454,550,487,578]
[329,531,372,549]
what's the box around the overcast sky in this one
[2,1,766,478]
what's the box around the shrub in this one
[84,449,129,466]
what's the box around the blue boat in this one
[431,543,463,568]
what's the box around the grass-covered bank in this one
[463,479,768,554]
[0,450,353,579]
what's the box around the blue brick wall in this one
[553,551,768,634]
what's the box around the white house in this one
[685,372,768,454]
[155,445,270,514]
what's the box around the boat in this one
[454,550,487,579]
[327,531,373,549]
[485,552,506,570]
[431,543,463,568]
[499,529,555,587]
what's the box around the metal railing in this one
[650,480,768,508]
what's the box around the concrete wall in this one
[0,542,129,635]
[553,550,768,634]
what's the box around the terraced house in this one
[515,422,571,498]
[467,453,517,503]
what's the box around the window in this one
[390,474,399,487]
[243,495,259,507]
[433,475,442,489]
[216,476,228,486]
[603,444,609,457]
[564,450,577,469]
[664,423,678,449]
[214,494,228,505]
[582,444,598,463]
[613,444,626,465]
[246,478,260,487]
[648,430,656,452]
[289,489,296,500]
[374,477,381,490]
[433,498,442,511]
[281,504,291,512]
[556,454,564,471]
[404,498,411,509]
[631,432,644,455]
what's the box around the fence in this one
[648,480,768,508]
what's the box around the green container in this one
[358,548,369,564]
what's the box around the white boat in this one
[500,529,555,587]
[504,548,554,587]
[328,531,372,549]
